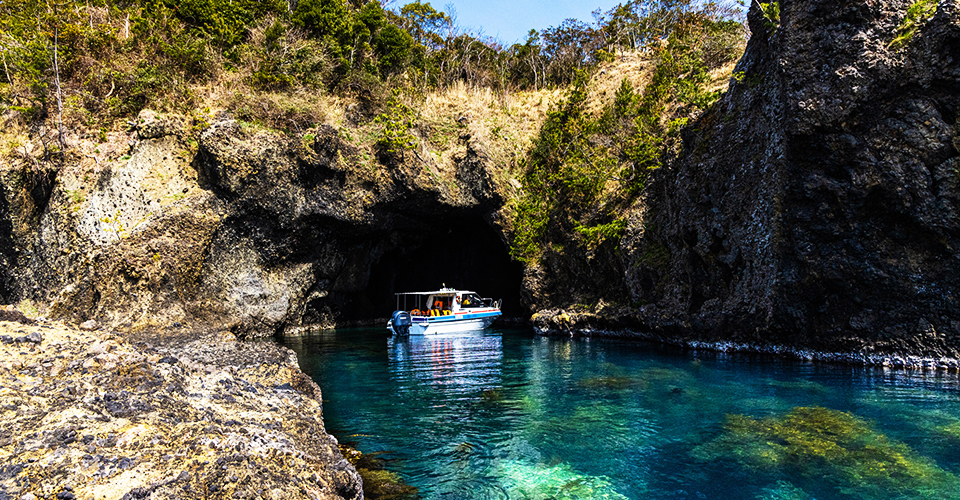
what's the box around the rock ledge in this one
[0,319,361,500]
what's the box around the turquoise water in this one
[277,326,960,500]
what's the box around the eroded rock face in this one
[0,189,14,303]
[0,319,362,499]
[0,110,512,337]
[619,0,960,358]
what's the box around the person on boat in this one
[432,299,443,316]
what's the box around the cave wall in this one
[0,176,14,303]
[625,0,960,356]
[362,217,524,318]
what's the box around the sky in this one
[440,0,627,45]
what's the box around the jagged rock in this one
[0,307,33,325]
[135,108,186,140]
[0,103,517,338]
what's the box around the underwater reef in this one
[692,406,960,499]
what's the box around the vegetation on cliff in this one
[1,0,740,138]
[509,11,743,263]
[0,0,745,316]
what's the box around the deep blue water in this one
[277,326,960,500]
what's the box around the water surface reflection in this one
[278,327,960,500]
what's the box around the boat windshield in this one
[459,293,484,308]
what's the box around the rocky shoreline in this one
[0,315,363,500]
[531,308,960,373]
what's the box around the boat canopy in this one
[394,289,475,296]
[393,287,495,312]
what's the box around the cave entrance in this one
[358,216,525,320]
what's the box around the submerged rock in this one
[691,406,960,499]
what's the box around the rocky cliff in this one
[0,105,524,494]
[600,0,960,363]
[0,317,362,499]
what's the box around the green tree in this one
[165,0,285,46]
[354,2,414,76]
[374,23,415,76]
[396,1,450,50]
[293,0,355,62]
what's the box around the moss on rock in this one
[692,406,960,499]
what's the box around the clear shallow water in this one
[277,326,960,500]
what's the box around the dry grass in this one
[0,113,30,159]
[585,50,656,116]
[378,50,735,192]
[214,87,346,133]
[706,60,739,95]
[403,81,561,179]
[585,49,737,116]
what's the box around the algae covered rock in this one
[497,460,630,500]
[691,406,960,499]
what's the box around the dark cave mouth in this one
[345,217,526,322]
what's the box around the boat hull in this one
[388,310,501,335]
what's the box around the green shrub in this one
[164,0,285,46]
[759,2,780,36]
[374,95,418,155]
[293,0,353,61]
[245,18,328,91]
[509,193,550,263]
[575,218,626,251]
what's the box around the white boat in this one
[387,286,502,335]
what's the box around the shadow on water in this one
[277,326,960,500]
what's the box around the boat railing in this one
[481,298,501,309]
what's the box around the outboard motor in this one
[391,310,413,336]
